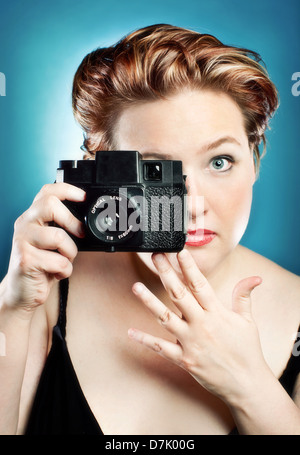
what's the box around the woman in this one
[0,24,299,435]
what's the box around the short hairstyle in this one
[72,24,278,171]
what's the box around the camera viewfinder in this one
[144,162,162,181]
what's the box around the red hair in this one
[72,24,278,170]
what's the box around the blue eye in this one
[210,156,233,172]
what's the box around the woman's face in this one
[114,89,256,279]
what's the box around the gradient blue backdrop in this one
[0,0,299,280]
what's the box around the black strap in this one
[58,278,69,339]
[279,326,300,397]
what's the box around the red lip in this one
[185,229,216,247]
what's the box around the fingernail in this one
[178,249,188,259]
[132,282,145,294]
[128,328,137,339]
[77,224,85,237]
[76,188,86,201]
[153,253,164,263]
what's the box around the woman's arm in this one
[0,285,47,434]
[228,370,300,435]
[128,249,300,435]
[0,183,85,434]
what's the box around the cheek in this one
[214,175,253,241]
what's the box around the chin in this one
[136,245,228,282]
[182,246,222,278]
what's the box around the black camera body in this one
[56,151,187,252]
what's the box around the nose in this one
[185,173,207,222]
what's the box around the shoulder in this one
[238,245,300,289]
[237,245,300,321]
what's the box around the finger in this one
[128,328,183,364]
[177,249,217,311]
[132,282,187,338]
[232,276,262,321]
[30,195,85,238]
[152,253,204,320]
[33,182,86,203]
[27,225,78,262]
[40,251,73,280]
[21,243,73,280]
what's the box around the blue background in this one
[0,0,299,280]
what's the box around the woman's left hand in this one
[128,249,269,406]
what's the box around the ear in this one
[250,145,259,184]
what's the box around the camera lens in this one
[95,201,128,234]
[95,211,114,232]
[87,193,141,244]
[144,162,162,181]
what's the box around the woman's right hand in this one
[2,183,86,315]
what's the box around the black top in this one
[25,278,300,435]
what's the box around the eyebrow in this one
[142,151,173,160]
[141,136,242,160]
[204,136,242,151]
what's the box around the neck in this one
[204,245,245,306]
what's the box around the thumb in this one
[232,276,262,320]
